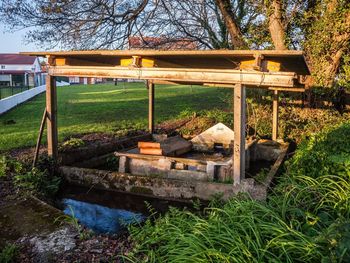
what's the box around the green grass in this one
[0,86,31,100]
[0,83,230,151]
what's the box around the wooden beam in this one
[268,87,305,92]
[54,57,113,67]
[33,108,47,168]
[48,66,296,87]
[148,81,155,133]
[21,49,305,57]
[233,84,246,185]
[272,90,279,141]
[46,75,58,161]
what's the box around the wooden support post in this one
[272,90,279,141]
[233,83,246,185]
[148,81,155,134]
[46,75,58,161]
[32,108,47,168]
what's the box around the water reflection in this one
[63,198,145,234]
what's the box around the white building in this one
[68,76,105,85]
[0,54,46,87]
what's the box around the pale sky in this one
[0,23,37,53]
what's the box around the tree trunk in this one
[268,0,287,50]
[324,49,344,87]
[215,0,246,49]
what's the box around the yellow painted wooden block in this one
[55,58,67,66]
[264,61,281,72]
[120,57,155,67]
[240,59,281,72]
[239,60,256,70]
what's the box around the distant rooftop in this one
[128,36,197,50]
[0,54,36,65]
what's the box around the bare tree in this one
[146,0,263,49]
[267,0,286,50]
[0,0,263,50]
[214,0,246,48]
[0,0,154,49]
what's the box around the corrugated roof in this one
[0,54,36,65]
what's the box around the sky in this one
[0,23,37,53]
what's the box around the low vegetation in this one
[0,244,18,263]
[13,167,61,198]
[126,120,350,262]
[59,137,85,151]
[0,155,61,199]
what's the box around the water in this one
[57,185,194,234]
[62,198,144,234]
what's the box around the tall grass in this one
[125,121,350,262]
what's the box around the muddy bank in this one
[0,196,63,248]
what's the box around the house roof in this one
[0,70,28,74]
[0,54,36,65]
[128,37,197,50]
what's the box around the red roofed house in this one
[128,36,197,50]
[0,54,46,87]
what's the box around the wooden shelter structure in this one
[23,50,310,186]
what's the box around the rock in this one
[90,248,103,254]
[28,227,77,262]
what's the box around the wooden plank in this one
[272,90,279,141]
[140,148,163,155]
[55,57,113,67]
[32,108,47,168]
[233,84,246,185]
[48,66,296,87]
[138,141,161,149]
[46,75,58,161]
[21,49,305,57]
[148,81,155,133]
[268,87,305,92]
[240,59,281,72]
[204,83,306,92]
[138,136,192,156]
[121,57,155,67]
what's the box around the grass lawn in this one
[0,86,31,100]
[0,82,230,151]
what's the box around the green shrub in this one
[61,138,85,149]
[286,122,350,180]
[0,156,23,178]
[0,156,6,177]
[0,244,18,263]
[14,168,61,198]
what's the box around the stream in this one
[56,185,195,234]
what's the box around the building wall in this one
[0,58,44,86]
[69,77,102,85]
[0,64,34,71]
